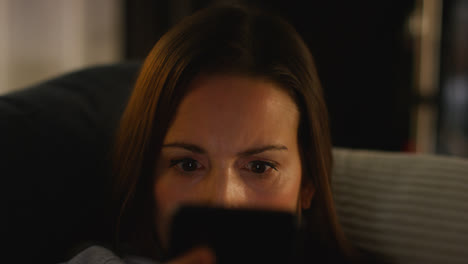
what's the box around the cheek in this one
[271,170,302,212]
[154,169,209,225]
[154,172,196,247]
[250,162,303,212]
[154,177,175,216]
[154,174,189,223]
[280,157,303,211]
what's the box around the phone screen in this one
[167,205,304,264]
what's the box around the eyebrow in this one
[162,142,288,156]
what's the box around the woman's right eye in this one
[170,158,202,172]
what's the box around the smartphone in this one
[167,205,304,264]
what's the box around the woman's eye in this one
[170,158,202,172]
[246,161,278,174]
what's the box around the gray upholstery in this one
[333,148,468,264]
[1,62,140,263]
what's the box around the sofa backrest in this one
[1,63,141,263]
[333,148,468,264]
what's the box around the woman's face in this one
[154,74,313,246]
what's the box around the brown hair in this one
[113,3,356,262]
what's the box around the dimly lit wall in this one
[0,0,123,94]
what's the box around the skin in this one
[154,74,315,258]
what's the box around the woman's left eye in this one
[246,161,278,174]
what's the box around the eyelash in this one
[170,158,202,173]
[245,160,278,174]
[169,158,278,175]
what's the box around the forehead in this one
[164,74,299,151]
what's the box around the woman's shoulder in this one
[61,245,159,264]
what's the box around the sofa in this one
[2,63,467,263]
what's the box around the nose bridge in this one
[204,165,243,207]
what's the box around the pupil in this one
[253,162,266,173]
[182,160,196,171]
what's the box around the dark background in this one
[124,0,416,151]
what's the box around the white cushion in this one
[332,148,468,264]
